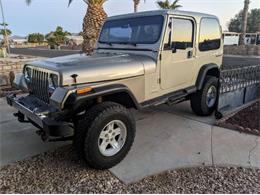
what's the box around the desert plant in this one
[45,26,71,47]
[27,33,45,43]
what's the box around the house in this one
[9,35,27,45]
[65,33,83,46]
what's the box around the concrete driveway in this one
[0,97,259,184]
[111,105,260,183]
[0,98,69,166]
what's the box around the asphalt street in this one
[10,48,80,58]
[10,48,260,66]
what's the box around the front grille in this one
[30,69,50,103]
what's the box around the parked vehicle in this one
[7,10,223,169]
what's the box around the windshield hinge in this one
[159,53,162,61]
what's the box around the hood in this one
[28,53,155,86]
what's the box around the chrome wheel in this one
[206,85,217,108]
[98,120,127,157]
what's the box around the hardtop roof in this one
[107,9,217,21]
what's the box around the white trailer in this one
[223,32,239,45]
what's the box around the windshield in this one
[99,15,164,45]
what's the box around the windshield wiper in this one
[100,41,138,47]
[116,42,137,47]
[101,42,113,46]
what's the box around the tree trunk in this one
[239,0,250,45]
[134,0,140,13]
[82,3,107,54]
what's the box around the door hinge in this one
[159,54,162,61]
[158,78,161,84]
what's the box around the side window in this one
[172,18,194,49]
[199,18,221,51]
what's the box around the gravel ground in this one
[226,101,260,131]
[1,145,260,194]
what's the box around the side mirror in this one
[172,47,177,53]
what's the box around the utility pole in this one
[0,0,10,55]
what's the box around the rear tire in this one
[190,76,218,116]
[74,102,135,170]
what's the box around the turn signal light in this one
[77,87,92,95]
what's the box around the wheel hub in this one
[98,120,127,157]
[206,85,217,108]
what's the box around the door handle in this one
[187,50,193,58]
[215,53,223,57]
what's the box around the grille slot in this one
[30,69,50,103]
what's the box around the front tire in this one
[74,102,136,169]
[190,76,218,116]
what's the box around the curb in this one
[224,54,260,59]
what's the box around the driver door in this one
[160,16,196,90]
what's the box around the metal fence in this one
[217,64,260,116]
[220,64,260,93]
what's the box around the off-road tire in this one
[190,76,218,116]
[73,102,136,170]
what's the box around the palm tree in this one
[25,0,31,5]
[0,28,11,36]
[69,0,107,54]
[27,0,107,54]
[133,0,146,13]
[0,23,11,48]
[239,0,250,45]
[156,0,182,9]
[133,0,140,13]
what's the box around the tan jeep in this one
[7,10,223,169]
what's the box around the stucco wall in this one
[0,60,25,87]
[0,57,43,96]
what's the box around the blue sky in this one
[2,0,260,36]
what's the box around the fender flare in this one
[73,84,141,110]
[195,64,220,90]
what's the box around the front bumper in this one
[6,94,74,141]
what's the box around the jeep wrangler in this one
[6,10,223,169]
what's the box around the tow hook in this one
[13,112,30,123]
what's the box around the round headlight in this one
[49,74,59,89]
[24,67,32,82]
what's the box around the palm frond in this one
[170,0,182,9]
[68,0,74,6]
[68,0,107,7]
[25,0,32,5]
[157,0,181,9]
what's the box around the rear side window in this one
[199,18,221,51]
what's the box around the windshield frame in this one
[98,15,165,45]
